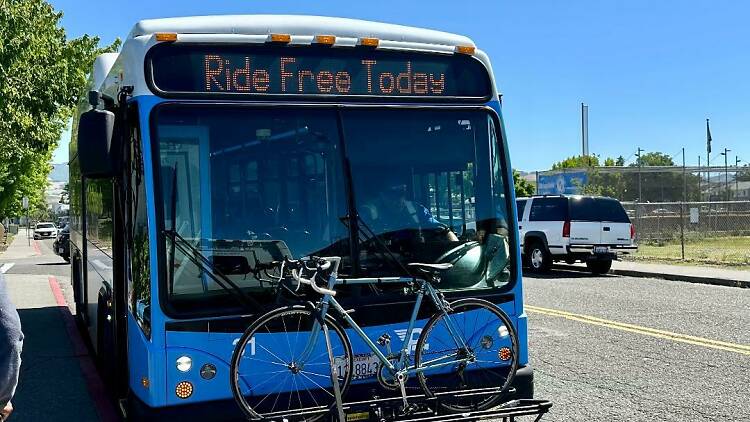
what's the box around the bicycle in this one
[230,256,519,421]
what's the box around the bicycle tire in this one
[414,298,519,413]
[230,305,353,421]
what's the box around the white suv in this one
[33,222,58,240]
[516,195,637,274]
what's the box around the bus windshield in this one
[154,105,512,313]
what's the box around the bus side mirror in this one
[77,108,116,178]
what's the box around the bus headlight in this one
[176,355,192,372]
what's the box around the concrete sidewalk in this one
[562,260,750,288]
[1,229,106,421]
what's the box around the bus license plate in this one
[594,246,609,254]
[59,248,65,253]
[337,353,379,380]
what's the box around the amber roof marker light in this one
[155,32,177,42]
[455,45,476,55]
[357,37,380,47]
[266,33,292,44]
[314,35,336,45]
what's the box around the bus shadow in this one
[523,265,617,280]
[13,307,101,422]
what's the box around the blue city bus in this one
[68,15,533,420]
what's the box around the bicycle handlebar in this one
[284,257,337,297]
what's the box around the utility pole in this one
[720,148,731,200]
[581,103,589,159]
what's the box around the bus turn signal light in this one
[455,45,476,55]
[155,32,177,42]
[358,37,379,47]
[314,35,336,45]
[267,33,292,43]
[175,381,193,399]
[499,347,512,361]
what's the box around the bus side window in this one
[128,106,151,338]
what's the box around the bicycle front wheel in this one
[415,298,519,412]
[230,305,353,421]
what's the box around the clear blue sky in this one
[50,0,750,171]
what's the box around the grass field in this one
[628,236,750,268]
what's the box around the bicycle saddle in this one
[407,262,453,272]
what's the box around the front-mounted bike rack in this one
[257,387,552,422]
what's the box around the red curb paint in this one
[48,276,120,422]
[32,240,41,256]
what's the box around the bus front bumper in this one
[127,364,535,421]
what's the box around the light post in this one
[736,156,742,195]
[635,147,645,202]
[720,148,731,201]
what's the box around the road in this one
[524,268,750,422]
[2,234,748,421]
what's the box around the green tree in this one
[551,154,600,170]
[0,0,118,219]
[513,170,535,197]
[633,152,674,166]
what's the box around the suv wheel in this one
[526,241,552,273]
[586,259,612,274]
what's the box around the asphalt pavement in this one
[524,268,750,422]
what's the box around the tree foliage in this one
[0,0,118,219]
[550,153,700,201]
[513,170,535,197]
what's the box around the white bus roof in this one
[127,15,474,47]
[96,15,497,99]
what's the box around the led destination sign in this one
[148,45,491,99]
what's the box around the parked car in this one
[53,224,70,261]
[33,222,58,240]
[516,195,637,274]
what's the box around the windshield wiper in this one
[340,214,413,278]
[164,229,261,310]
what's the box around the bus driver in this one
[360,177,459,242]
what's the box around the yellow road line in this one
[526,305,750,356]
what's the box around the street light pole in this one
[720,148,731,201]
[736,156,742,195]
[636,148,644,201]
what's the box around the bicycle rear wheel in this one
[415,298,519,412]
[230,305,353,421]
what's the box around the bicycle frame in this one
[297,272,472,378]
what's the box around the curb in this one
[554,264,750,289]
[48,276,120,422]
[609,268,750,289]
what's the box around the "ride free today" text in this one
[203,54,447,96]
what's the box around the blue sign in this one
[537,172,588,195]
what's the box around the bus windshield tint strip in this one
[147,44,492,99]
